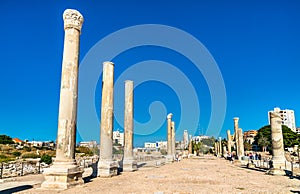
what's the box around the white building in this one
[79,141,97,148]
[144,141,167,149]
[268,107,296,132]
[113,130,124,146]
[144,142,156,149]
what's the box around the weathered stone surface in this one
[227,130,232,154]
[237,128,244,160]
[166,113,174,163]
[98,61,118,177]
[171,121,176,156]
[41,8,84,190]
[233,117,239,158]
[268,111,286,176]
[123,80,137,172]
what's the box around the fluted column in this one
[98,61,118,177]
[268,111,286,175]
[42,9,84,190]
[122,80,137,171]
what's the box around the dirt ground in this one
[11,155,300,193]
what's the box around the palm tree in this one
[258,135,270,152]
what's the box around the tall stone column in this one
[171,121,176,156]
[98,61,118,177]
[218,137,222,157]
[166,113,174,162]
[41,9,84,190]
[237,128,244,160]
[268,111,286,175]
[223,146,227,157]
[122,80,137,172]
[227,130,232,154]
[188,135,193,154]
[233,117,239,158]
[214,142,218,156]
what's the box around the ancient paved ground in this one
[2,155,300,193]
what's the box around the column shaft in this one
[171,121,176,155]
[100,62,114,160]
[227,130,232,154]
[124,80,133,159]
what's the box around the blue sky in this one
[0,1,299,147]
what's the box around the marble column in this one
[188,135,193,154]
[98,61,118,177]
[227,130,232,154]
[214,142,218,156]
[122,80,137,172]
[171,121,176,156]
[268,111,286,175]
[223,146,227,157]
[218,137,222,157]
[237,128,244,160]
[233,117,239,157]
[41,9,84,190]
[166,113,174,162]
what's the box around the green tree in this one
[0,135,14,144]
[254,125,299,151]
[244,140,252,151]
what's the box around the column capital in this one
[233,117,239,121]
[167,113,173,119]
[269,111,281,119]
[63,9,84,32]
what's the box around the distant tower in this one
[183,130,189,149]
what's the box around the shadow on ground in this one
[0,185,33,194]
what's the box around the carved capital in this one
[167,113,173,119]
[63,9,84,32]
[270,111,281,119]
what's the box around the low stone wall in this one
[0,159,49,179]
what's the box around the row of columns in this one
[41,9,139,189]
[226,114,286,176]
[42,8,179,189]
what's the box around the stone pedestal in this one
[98,61,118,177]
[42,163,84,190]
[267,111,286,176]
[98,160,118,177]
[41,9,84,190]
[166,113,174,163]
[122,80,137,172]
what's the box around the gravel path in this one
[4,155,300,193]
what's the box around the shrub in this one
[40,154,52,165]
[22,153,40,159]
[12,151,22,157]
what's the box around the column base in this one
[267,168,286,176]
[97,160,118,177]
[166,155,174,163]
[122,159,138,172]
[41,161,84,190]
